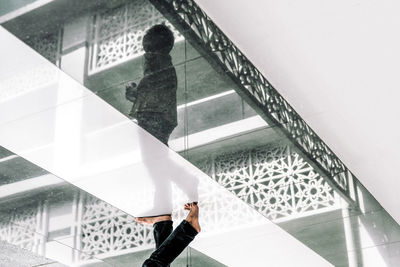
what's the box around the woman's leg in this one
[153,220,173,249]
[135,216,173,267]
[136,215,173,249]
[142,203,200,267]
[136,112,174,216]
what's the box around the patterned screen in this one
[0,142,339,262]
[24,33,60,65]
[78,142,339,260]
[89,0,183,73]
[0,204,42,253]
[80,195,154,260]
[197,143,338,221]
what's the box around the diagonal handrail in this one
[149,0,358,207]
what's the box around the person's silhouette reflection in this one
[126,24,200,265]
[126,24,179,216]
[126,24,177,145]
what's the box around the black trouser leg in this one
[153,221,173,249]
[142,220,198,267]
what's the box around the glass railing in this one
[0,25,335,267]
[0,146,229,266]
[1,0,399,266]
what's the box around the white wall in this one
[194,0,400,224]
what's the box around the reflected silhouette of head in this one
[143,24,175,54]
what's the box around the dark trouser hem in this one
[142,220,198,267]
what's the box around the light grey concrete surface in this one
[0,240,65,267]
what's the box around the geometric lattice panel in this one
[0,143,339,263]
[24,33,60,64]
[197,143,338,222]
[90,0,183,73]
[80,196,153,260]
[0,205,40,252]
[78,143,339,260]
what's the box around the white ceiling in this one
[194,0,400,224]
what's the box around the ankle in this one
[185,218,200,233]
[154,215,172,223]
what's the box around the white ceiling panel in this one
[194,0,400,224]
